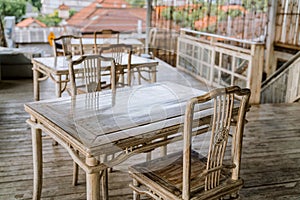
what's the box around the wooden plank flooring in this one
[0,61,300,199]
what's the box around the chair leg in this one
[146,152,151,161]
[132,179,140,200]
[100,155,109,200]
[72,150,79,186]
[101,169,108,199]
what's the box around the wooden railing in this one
[261,52,300,103]
[275,0,300,49]
[176,28,264,104]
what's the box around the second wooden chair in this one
[99,44,133,87]
[129,86,251,200]
[68,54,116,96]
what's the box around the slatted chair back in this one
[68,54,116,96]
[93,29,120,54]
[182,86,251,199]
[53,35,83,57]
[99,44,133,86]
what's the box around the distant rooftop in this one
[16,17,47,28]
[66,0,146,34]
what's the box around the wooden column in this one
[145,0,152,54]
[265,0,278,77]
[249,43,265,104]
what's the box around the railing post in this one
[249,43,264,104]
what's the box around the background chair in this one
[139,27,157,59]
[93,29,120,54]
[68,54,116,188]
[52,35,83,57]
[136,28,157,84]
[99,43,133,87]
[129,86,251,200]
[68,54,116,96]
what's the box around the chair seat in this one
[129,150,243,200]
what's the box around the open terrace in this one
[0,59,299,199]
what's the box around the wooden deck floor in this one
[0,61,300,199]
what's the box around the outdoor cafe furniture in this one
[99,44,133,86]
[31,53,158,101]
[71,37,143,55]
[128,86,251,200]
[68,54,117,186]
[24,82,250,200]
[68,54,116,96]
[52,35,83,57]
[93,29,120,54]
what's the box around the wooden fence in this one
[275,0,300,49]
[176,28,264,104]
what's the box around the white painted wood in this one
[177,28,264,103]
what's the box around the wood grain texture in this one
[0,62,299,199]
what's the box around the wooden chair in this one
[140,27,157,59]
[136,28,157,84]
[53,35,83,57]
[68,54,116,188]
[99,44,133,86]
[129,86,251,200]
[93,29,120,54]
[68,54,116,96]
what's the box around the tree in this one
[29,0,42,11]
[125,0,145,8]
[0,0,27,22]
[36,10,62,27]
[0,16,7,47]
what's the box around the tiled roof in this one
[16,17,47,28]
[96,0,130,8]
[58,3,70,10]
[67,0,146,33]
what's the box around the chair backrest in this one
[182,86,251,199]
[148,28,157,48]
[93,29,120,54]
[99,44,133,86]
[53,35,83,57]
[68,54,116,96]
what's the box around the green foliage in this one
[125,0,145,8]
[28,0,42,11]
[0,0,27,21]
[242,0,268,12]
[37,10,62,27]
[69,9,77,18]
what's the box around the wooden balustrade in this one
[176,28,265,104]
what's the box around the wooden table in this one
[72,38,144,54]
[25,82,210,200]
[31,54,158,101]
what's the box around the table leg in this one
[160,136,167,156]
[55,75,62,98]
[151,66,157,83]
[31,126,42,200]
[33,66,40,101]
[86,157,100,200]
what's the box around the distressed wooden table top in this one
[31,54,158,74]
[74,38,143,46]
[25,82,208,156]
